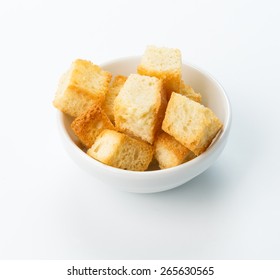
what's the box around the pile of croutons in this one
[53,46,222,171]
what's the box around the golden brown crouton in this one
[53,59,112,117]
[87,129,153,171]
[71,105,114,148]
[162,92,222,155]
[154,132,194,169]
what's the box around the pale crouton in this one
[180,80,202,103]
[162,92,222,155]
[71,105,114,148]
[137,45,182,99]
[114,74,166,144]
[53,59,112,117]
[87,129,153,171]
[154,132,194,169]
[102,75,127,123]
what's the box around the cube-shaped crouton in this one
[162,92,223,155]
[114,74,166,144]
[53,59,112,117]
[180,80,202,103]
[87,129,153,171]
[154,132,194,169]
[71,105,114,148]
[137,45,182,99]
[102,75,127,123]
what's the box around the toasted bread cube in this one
[102,75,127,123]
[154,132,194,169]
[137,45,182,99]
[87,129,153,171]
[114,74,166,144]
[71,105,114,148]
[53,59,112,117]
[180,80,202,103]
[162,92,223,155]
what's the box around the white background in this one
[0,0,279,260]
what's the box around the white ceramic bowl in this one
[57,56,231,193]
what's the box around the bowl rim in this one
[57,56,232,177]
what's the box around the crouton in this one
[180,80,202,103]
[102,75,127,123]
[114,73,166,144]
[162,92,222,155]
[137,45,182,99]
[71,105,114,148]
[154,132,194,169]
[87,129,153,171]
[53,59,112,117]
